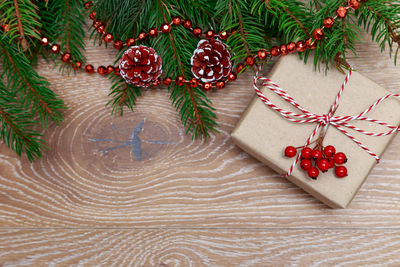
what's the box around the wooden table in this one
[0,33,399,266]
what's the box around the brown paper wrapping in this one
[231,55,400,208]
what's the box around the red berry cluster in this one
[284,145,348,179]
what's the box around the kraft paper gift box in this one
[231,55,400,208]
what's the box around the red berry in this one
[308,167,319,180]
[317,159,330,172]
[300,159,312,170]
[333,152,347,165]
[335,166,348,178]
[311,149,323,161]
[301,147,312,159]
[328,157,335,168]
[285,146,297,158]
[323,145,336,157]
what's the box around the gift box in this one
[231,55,400,208]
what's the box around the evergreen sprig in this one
[0,81,46,161]
[0,0,41,51]
[0,37,66,126]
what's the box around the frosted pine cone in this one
[191,39,232,83]
[119,45,162,87]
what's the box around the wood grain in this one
[1,229,400,266]
[0,32,399,265]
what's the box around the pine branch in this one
[39,0,86,66]
[0,81,46,161]
[0,0,41,51]
[357,0,400,64]
[150,0,218,139]
[0,38,66,126]
[107,75,142,115]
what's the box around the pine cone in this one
[119,45,162,87]
[191,39,232,83]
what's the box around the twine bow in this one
[253,66,400,177]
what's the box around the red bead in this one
[93,20,101,29]
[245,56,255,66]
[219,31,228,40]
[216,81,225,89]
[190,78,199,88]
[107,65,114,74]
[337,6,348,18]
[323,145,336,158]
[257,49,268,60]
[193,27,202,37]
[138,32,146,41]
[301,147,312,159]
[149,27,158,37]
[285,146,297,158]
[114,66,121,76]
[183,20,192,29]
[172,16,182,26]
[97,66,107,75]
[300,159,312,170]
[113,40,124,50]
[280,44,288,56]
[333,152,347,165]
[50,44,60,54]
[72,61,82,70]
[270,46,280,57]
[335,166,348,178]
[311,149,323,161]
[287,42,296,53]
[89,11,96,20]
[153,80,161,86]
[176,76,185,86]
[103,33,113,43]
[206,30,215,39]
[323,17,335,29]
[312,29,324,40]
[236,63,245,73]
[61,52,71,63]
[317,159,330,172]
[161,23,171,33]
[228,72,237,81]
[308,167,319,180]
[84,1,93,9]
[163,77,172,86]
[40,36,49,46]
[203,82,212,91]
[348,0,360,9]
[97,24,105,34]
[126,38,135,47]
[306,38,317,49]
[85,64,95,74]
[1,24,10,32]
[296,41,306,52]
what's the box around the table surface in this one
[0,32,399,266]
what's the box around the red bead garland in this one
[35,0,367,91]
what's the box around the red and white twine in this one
[253,66,400,177]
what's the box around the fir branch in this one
[150,0,218,139]
[0,81,46,161]
[0,0,41,51]
[107,76,142,115]
[39,0,86,65]
[13,0,28,50]
[357,0,400,63]
[0,38,66,126]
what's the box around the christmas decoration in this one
[0,0,400,161]
[231,55,400,208]
[119,45,162,87]
[190,39,232,83]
